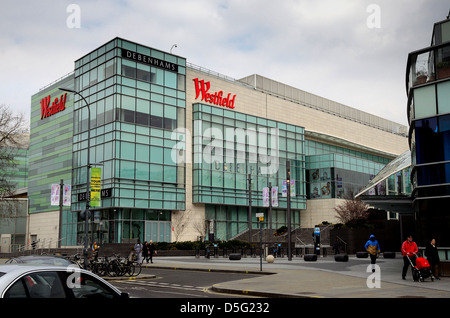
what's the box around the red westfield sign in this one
[193,78,236,109]
[41,93,67,120]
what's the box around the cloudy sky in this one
[1,1,449,127]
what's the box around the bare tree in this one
[0,104,27,218]
[172,210,189,242]
[173,209,206,241]
[334,197,370,226]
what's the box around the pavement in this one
[2,254,449,298]
[134,254,450,298]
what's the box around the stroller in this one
[406,254,434,282]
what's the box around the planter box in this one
[304,254,317,261]
[334,254,349,262]
[356,251,368,258]
[438,67,450,79]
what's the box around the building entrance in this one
[145,221,171,243]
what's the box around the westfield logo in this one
[41,93,67,120]
[193,78,236,109]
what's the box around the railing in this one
[418,247,450,261]
[335,236,348,254]
[295,237,307,248]
[16,238,66,255]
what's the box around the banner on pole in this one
[282,180,295,197]
[272,186,278,207]
[90,167,101,207]
[51,183,71,206]
[63,184,71,206]
[50,184,60,206]
[262,187,269,207]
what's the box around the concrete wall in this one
[28,211,60,248]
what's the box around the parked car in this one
[5,255,78,267]
[0,264,129,298]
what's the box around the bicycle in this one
[118,255,141,277]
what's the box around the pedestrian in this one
[148,240,156,263]
[91,241,100,260]
[365,235,380,272]
[134,239,143,264]
[333,238,341,255]
[142,241,149,263]
[425,238,440,280]
[401,235,418,280]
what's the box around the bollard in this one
[304,254,317,261]
[334,254,349,262]
[383,251,396,258]
[356,251,369,258]
[229,253,241,260]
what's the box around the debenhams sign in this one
[121,49,178,73]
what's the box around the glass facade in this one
[29,74,74,216]
[0,199,28,251]
[305,139,389,199]
[407,18,450,199]
[356,150,412,198]
[67,38,186,244]
[405,17,450,246]
[193,103,305,239]
[5,143,28,192]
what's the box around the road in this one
[110,267,262,298]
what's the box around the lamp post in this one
[59,87,91,268]
[286,161,292,261]
[248,173,252,243]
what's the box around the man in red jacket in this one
[401,235,418,280]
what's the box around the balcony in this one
[406,43,450,93]
[406,19,450,105]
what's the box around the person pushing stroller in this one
[401,235,418,280]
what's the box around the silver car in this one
[5,255,78,267]
[0,264,129,298]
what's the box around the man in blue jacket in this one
[365,235,381,272]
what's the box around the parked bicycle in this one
[64,253,141,277]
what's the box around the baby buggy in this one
[407,254,434,282]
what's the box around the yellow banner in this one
[90,167,101,207]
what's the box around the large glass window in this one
[415,117,439,164]
[414,85,436,119]
[71,39,186,232]
[442,21,450,43]
[192,103,306,210]
[439,114,450,161]
[438,81,450,114]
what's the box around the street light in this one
[286,161,292,261]
[59,87,91,268]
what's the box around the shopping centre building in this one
[28,37,409,247]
